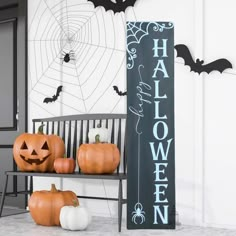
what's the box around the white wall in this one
[28,0,236,228]
[203,0,236,228]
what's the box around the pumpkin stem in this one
[72,199,79,207]
[38,124,45,135]
[51,184,58,193]
[95,134,100,143]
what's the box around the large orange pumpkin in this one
[13,125,65,172]
[28,184,79,226]
[77,135,120,174]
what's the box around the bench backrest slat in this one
[62,121,66,143]
[85,120,89,143]
[57,121,60,136]
[51,121,55,134]
[79,120,83,147]
[111,119,115,144]
[72,120,78,159]
[67,120,72,157]
[46,121,49,134]
[33,121,36,133]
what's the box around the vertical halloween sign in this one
[127,22,175,229]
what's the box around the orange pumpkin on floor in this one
[13,125,65,172]
[28,184,79,226]
[77,134,120,174]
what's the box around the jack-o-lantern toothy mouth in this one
[20,154,51,165]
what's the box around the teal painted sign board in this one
[126,22,175,229]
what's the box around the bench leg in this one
[118,179,123,232]
[0,175,9,217]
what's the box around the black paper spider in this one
[61,50,75,63]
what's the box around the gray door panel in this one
[0,1,27,211]
[0,19,17,130]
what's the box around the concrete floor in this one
[1,213,236,236]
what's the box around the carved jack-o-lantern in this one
[13,125,65,172]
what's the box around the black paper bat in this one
[88,0,137,13]
[43,86,63,103]
[113,86,127,96]
[174,44,232,74]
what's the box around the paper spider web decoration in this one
[28,0,126,117]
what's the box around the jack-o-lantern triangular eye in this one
[21,141,28,150]
[41,141,49,150]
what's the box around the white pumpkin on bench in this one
[88,124,109,143]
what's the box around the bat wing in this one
[113,85,127,96]
[88,0,137,13]
[174,44,196,71]
[127,0,137,7]
[113,85,120,95]
[201,58,232,74]
[43,97,53,103]
[88,0,114,11]
[56,85,63,97]
[118,0,137,13]
[87,0,104,8]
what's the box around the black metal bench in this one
[0,113,127,232]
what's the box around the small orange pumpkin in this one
[13,125,65,172]
[77,135,120,174]
[54,157,76,174]
[28,184,79,226]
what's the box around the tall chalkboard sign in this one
[127,22,175,229]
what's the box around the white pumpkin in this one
[60,205,91,231]
[88,126,109,143]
